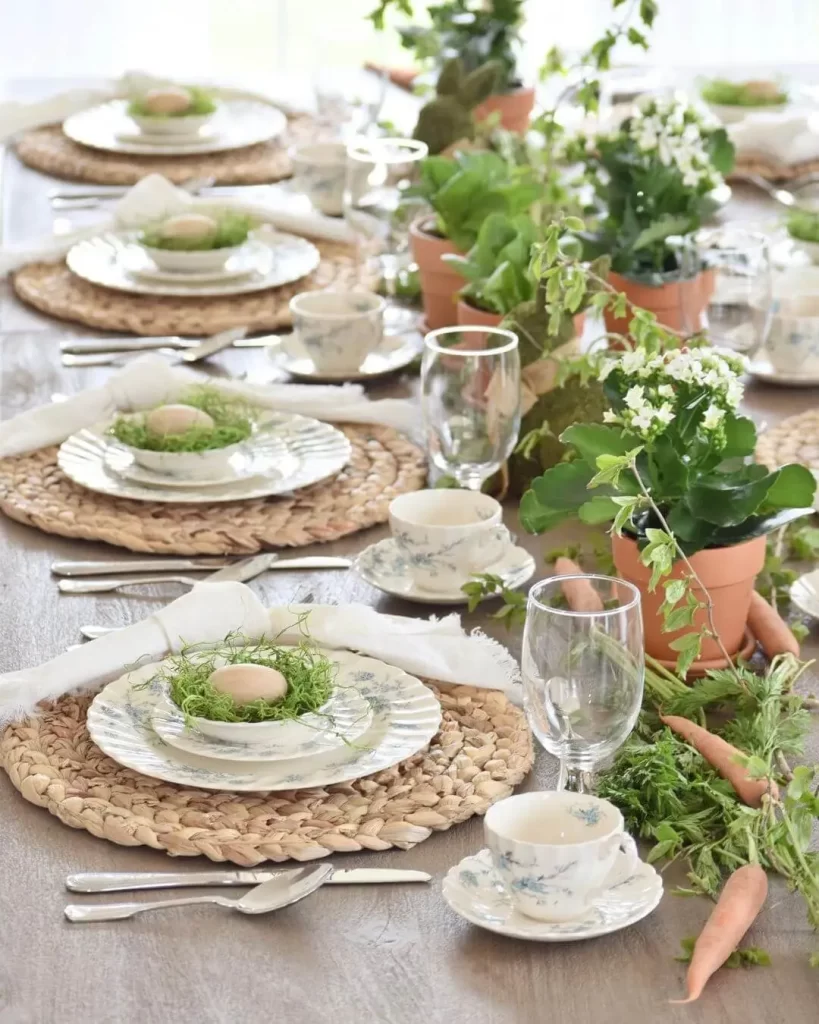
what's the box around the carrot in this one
[747,591,800,659]
[671,864,768,1003]
[554,557,604,612]
[363,62,418,91]
[660,715,778,807]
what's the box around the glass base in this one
[557,764,595,793]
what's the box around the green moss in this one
[139,212,254,252]
[127,85,217,118]
[701,78,787,107]
[109,386,255,453]
[786,209,819,244]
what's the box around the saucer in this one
[442,849,663,942]
[790,568,819,619]
[355,538,536,604]
[748,357,819,387]
[269,333,421,382]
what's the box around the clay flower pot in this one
[604,269,709,340]
[456,299,504,328]
[409,218,463,330]
[611,532,767,664]
[474,86,536,135]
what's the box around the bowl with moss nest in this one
[138,210,256,274]
[108,386,258,480]
[700,77,788,124]
[127,84,218,137]
[786,209,819,264]
[161,638,339,747]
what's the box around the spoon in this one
[64,863,333,922]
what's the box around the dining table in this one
[0,79,817,1024]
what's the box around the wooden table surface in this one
[0,121,817,1024]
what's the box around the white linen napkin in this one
[0,353,417,458]
[0,582,520,724]
[0,70,302,144]
[0,173,355,276]
[729,111,819,167]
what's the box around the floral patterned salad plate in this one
[354,538,536,605]
[442,849,663,942]
[87,649,441,791]
[151,684,373,762]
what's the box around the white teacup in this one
[389,490,512,593]
[287,289,386,374]
[484,791,639,922]
[765,293,819,375]
[290,142,347,216]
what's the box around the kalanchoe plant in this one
[569,97,735,280]
[410,149,539,251]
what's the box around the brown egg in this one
[144,403,215,436]
[142,86,193,115]
[209,664,289,705]
[159,213,219,240]
[741,80,783,103]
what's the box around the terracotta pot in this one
[409,219,463,330]
[474,86,536,135]
[611,532,767,663]
[572,312,586,339]
[604,269,709,340]
[456,299,503,328]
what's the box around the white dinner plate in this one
[66,229,320,298]
[58,412,351,504]
[87,649,442,791]
[63,98,286,156]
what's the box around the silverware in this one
[735,171,819,210]
[64,864,332,922]
[61,325,248,361]
[53,557,234,576]
[66,867,431,893]
[59,556,352,593]
[50,175,218,210]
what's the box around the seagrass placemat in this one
[0,425,426,555]
[14,115,322,185]
[756,409,819,471]
[0,683,532,863]
[12,242,374,336]
[731,154,819,183]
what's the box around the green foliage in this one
[676,937,772,968]
[412,57,501,154]
[127,86,216,118]
[371,0,526,93]
[461,572,527,627]
[786,209,819,245]
[140,212,254,252]
[701,78,788,107]
[410,149,539,250]
[109,386,255,453]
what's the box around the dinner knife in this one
[53,556,351,577]
[66,868,431,893]
[61,332,280,355]
[58,556,352,593]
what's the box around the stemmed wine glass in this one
[521,575,644,793]
[420,326,521,491]
[343,137,428,331]
[696,227,772,354]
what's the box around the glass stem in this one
[557,761,593,794]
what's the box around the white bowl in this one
[139,242,244,274]
[128,443,246,480]
[130,111,215,137]
[706,101,788,125]
[191,701,335,746]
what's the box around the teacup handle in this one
[600,833,639,891]
[468,525,511,572]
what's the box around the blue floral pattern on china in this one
[441,849,663,942]
[569,803,603,826]
[291,306,383,374]
[86,649,441,792]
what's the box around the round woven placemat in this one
[731,154,819,183]
[756,409,819,471]
[14,115,322,185]
[0,683,532,863]
[0,425,426,555]
[12,241,374,337]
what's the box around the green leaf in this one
[761,463,817,511]
[720,415,757,458]
[521,461,598,535]
[633,215,695,251]
[647,839,676,863]
[579,496,619,525]
[590,447,643,489]
[686,466,777,527]
[669,630,703,677]
[560,423,636,468]
[663,579,687,609]
[640,528,676,590]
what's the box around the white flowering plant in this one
[569,97,735,280]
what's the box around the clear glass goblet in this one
[313,67,389,137]
[697,227,772,353]
[421,326,521,492]
[521,575,644,793]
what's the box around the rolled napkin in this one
[729,111,819,168]
[0,353,417,458]
[0,173,355,276]
[0,581,520,724]
[0,70,302,144]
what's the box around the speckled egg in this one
[142,86,193,115]
[209,664,289,705]
[159,213,219,240]
[144,403,215,436]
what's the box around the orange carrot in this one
[554,557,604,612]
[660,715,778,807]
[363,62,418,91]
[747,591,800,659]
[671,864,768,1004]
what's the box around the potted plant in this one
[519,341,816,673]
[370,0,535,133]
[570,97,735,338]
[407,149,539,328]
